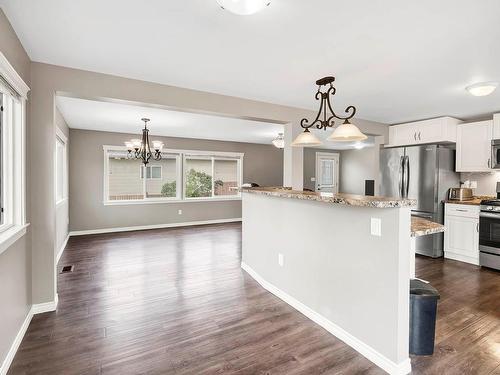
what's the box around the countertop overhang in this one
[242,187,417,208]
[411,216,445,237]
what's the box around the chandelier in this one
[272,133,284,149]
[124,118,164,166]
[291,76,367,147]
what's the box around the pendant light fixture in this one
[272,132,285,149]
[124,118,164,166]
[292,76,367,147]
[216,0,271,15]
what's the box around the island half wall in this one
[241,188,415,375]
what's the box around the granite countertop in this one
[411,216,445,237]
[242,187,417,208]
[443,196,494,206]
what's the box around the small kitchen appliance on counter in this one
[478,182,500,271]
[448,187,474,201]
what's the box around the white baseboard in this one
[31,294,58,315]
[241,262,411,375]
[444,251,479,266]
[0,307,33,375]
[69,218,242,236]
[0,294,59,375]
[56,234,70,264]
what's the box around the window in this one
[140,165,162,179]
[105,149,181,202]
[103,146,243,204]
[0,72,28,255]
[55,129,68,204]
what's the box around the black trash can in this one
[409,279,440,355]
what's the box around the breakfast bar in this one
[241,187,417,375]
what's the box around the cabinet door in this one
[444,215,479,259]
[456,120,492,172]
[493,113,500,140]
[391,124,418,146]
[417,119,444,143]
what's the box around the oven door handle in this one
[479,212,500,219]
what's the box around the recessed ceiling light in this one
[466,82,498,97]
[216,0,271,15]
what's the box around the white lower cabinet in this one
[444,204,479,265]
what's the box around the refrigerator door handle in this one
[402,155,410,198]
[399,155,404,197]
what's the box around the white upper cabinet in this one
[387,117,461,147]
[456,120,493,172]
[493,113,500,139]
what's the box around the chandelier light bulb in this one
[272,133,284,149]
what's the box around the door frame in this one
[315,152,340,193]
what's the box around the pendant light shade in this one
[216,0,271,15]
[291,129,322,147]
[327,121,367,142]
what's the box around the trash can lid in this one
[410,279,440,299]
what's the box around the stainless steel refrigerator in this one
[379,144,459,257]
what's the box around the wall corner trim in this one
[31,294,59,315]
[240,262,412,375]
[69,218,242,236]
[0,307,33,375]
[56,234,70,264]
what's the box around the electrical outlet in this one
[178,209,182,215]
[278,253,284,267]
[370,218,382,236]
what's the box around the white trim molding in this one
[0,51,30,99]
[31,294,59,315]
[69,218,242,236]
[0,307,33,375]
[0,294,59,375]
[0,223,29,256]
[56,234,70,264]
[241,262,412,375]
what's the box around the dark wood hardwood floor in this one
[8,223,500,374]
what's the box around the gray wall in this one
[55,108,69,260]
[0,8,32,369]
[340,141,383,195]
[69,129,283,232]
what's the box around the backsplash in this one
[460,172,500,196]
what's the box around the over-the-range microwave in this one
[492,139,500,169]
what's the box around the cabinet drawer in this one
[445,204,479,218]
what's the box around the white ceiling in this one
[3,1,500,123]
[56,96,372,150]
[56,96,284,145]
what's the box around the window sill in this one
[103,197,242,206]
[0,223,30,256]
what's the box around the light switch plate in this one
[311,177,316,182]
[178,209,182,215]
[371,218,382,236]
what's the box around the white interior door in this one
[315,152,340,193]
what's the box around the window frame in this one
[140,165,162,180]
[103,145,243,205]
[0,51,29,255]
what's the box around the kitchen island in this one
[241,188,416,375]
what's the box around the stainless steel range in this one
[479,199,500,271]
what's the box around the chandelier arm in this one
[325,88,357,121]
[300,90,325,130]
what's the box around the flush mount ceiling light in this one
[292,76,367,147]
[272,132,284,149]
[216,0,271,15]
[466,82,498,97]
[124,118,164,166]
